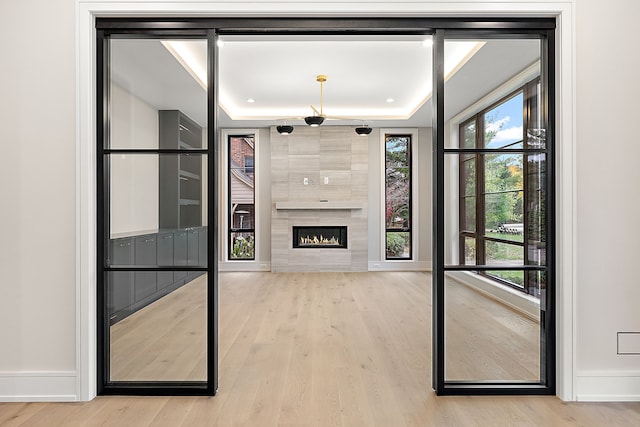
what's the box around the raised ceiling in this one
[110,37,540,129]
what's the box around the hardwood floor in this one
[1,271,640,426]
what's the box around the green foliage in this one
[386,232,409,258]
[385,136,411,228]
[231,234,254,259]
[484,154,523,230]
[487,270,525,286]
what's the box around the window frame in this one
[383,132,415,261]
[458,79,541,296]
[225,132,257,262]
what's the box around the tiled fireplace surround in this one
[271,126,368,272]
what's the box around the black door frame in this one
[96,17,555,396]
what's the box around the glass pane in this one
[230,232,255,260]
[462,120,476,148]
[108,153,207,267]
[483,92,524,149]
[527,153,547,265]
[444,275,540,382]
[443,36,545,387]
[109,39,207,149]
[485,240,524,266]
[462,196,476,232]
[386,231,411,259]
[484,192,524,239]
[108,272,207,381]
[486,270,525,288]
[385,135,411,233]
[464,237,476,265]
[228,134,256,260]
[462,157,476,196]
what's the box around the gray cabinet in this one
[187,228,201,266]
[157,231,174,290]
[108,237,134,322]
[199,227,208,266]
[108,226,207,324]
[173,230,188,282]
[134,234,157,302]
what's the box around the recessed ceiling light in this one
[386,98,395,103]
[422,39,433,47]
[247,98,256,103]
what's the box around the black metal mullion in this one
[432,28,445,395]
[541,29,556,394]
[207,28,220,396]
[96,29,108,396]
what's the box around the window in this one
[228,135,255,260]
[385,134,412,260]
[459,79,541,296]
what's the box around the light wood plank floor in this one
[1,272,640,426]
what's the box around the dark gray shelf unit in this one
[159,110,203,229]
[108,227,207,324]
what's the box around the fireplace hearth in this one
[292,226,347,249]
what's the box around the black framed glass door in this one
[97,26,218,395]
[432,25,555,394]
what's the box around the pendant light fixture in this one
[276,124,294,135]
[355,126,372,136]
[275,74,371,135]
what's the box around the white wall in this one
[109,83,159,236]
[574,0,640,401]
[0,0,78,400]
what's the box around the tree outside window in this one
[385,135,412,259]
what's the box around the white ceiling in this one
[110,37,540,129]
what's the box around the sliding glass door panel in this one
[98,31,214,394]
[434,28,554,394]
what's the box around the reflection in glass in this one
[485,240,524,266]
[444,275,540,382]
[109,153,207,243]
[109,272,207,381]
[109,39,207,149]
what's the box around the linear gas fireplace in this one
[292,226,347,249]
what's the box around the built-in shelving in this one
[159,110,203,229]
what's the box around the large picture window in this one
[385,134,412,260]
[228,135,255,260]
[459,79,542,296]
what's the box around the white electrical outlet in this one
[304,177,309,185]
[324,176,329,185]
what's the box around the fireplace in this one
[292,226,348,249]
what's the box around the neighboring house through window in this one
[228,135,255,260]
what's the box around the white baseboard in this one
[368,261,431,271]
[0,371,77,402]
[219,261,271,272]
[575,371,640,401]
